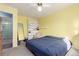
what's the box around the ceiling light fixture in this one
[37,3,42,12]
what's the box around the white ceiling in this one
[5,3,74,18]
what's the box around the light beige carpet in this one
[2,41,79,56]
[2,41,34,56]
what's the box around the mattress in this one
[26,36,72,56]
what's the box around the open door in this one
[18,23,25,42]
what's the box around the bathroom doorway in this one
[0,11,13,49]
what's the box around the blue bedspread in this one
[26,36,68,56]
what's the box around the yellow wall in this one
[39,4,79,48]
[0,4,17,47]
[18,16,28,40]
[28,17,38,25]
[18,17,38,40]
[0,4,38,47]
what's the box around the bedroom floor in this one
[2,41,34,56]
[66,47,79,56]
[1,41,79,56]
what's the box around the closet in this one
[0,11,13,55]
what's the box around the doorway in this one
[0,11,13,49]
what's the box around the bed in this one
[26,36,72,56]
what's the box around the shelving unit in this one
[28,18,39,40]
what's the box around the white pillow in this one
[63,37,71,50]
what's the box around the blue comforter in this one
[26,36,68,56]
